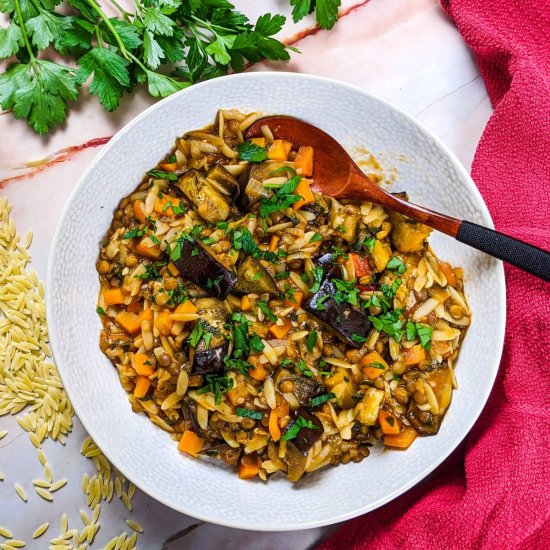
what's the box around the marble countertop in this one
[0,0,492,547]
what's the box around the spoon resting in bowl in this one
[245,116,550,282]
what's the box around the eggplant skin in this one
[233,256,277,297]
[284,408,324,456]
[192,341,229,375]
[304,278,372,349]
[173,238,236,300]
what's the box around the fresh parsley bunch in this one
[0,0,292,134]
[290,0,341,29]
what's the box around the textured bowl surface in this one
[47,73,505,531]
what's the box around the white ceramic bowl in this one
[47,72,505,531]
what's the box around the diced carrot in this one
[115,311,141,334]
[175,301,197,315]
[133,200,146,223]
[268,139,292,161]
[178,429,205,457]
[361,351,390,380]
[269,410,281,442]
[104,288,125,306]
[135,238,161,259]
[166,262,180,276]
[402,344,427,366]
[384,426,417,449]
[294,146,314,176]
[269,320,292,339]
[439,261,457,287]
[238,461,259,480]
[249,362,269,381]
[159,162,177,172]
[283,290,303,310]
[378,410,400,435]
[133,352,154,376]
[241,296,252,311]
[134,376,151,399]
[154,310,173,335]
[127,300,141,314]
[350,253,373,280]
[154,195,183,218]
[293,179,315,210]
[268,235,280,253]
[250,137,266,148]
[137,308,153,325]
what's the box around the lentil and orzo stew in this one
[96,110,471,483]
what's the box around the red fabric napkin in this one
[318,1,550,548]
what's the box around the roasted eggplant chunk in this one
[173,168,230,223]
[173,238,236,300]
[233,256,277,297]
[283,408,324,456]
[207,164,240,199]
[191,298,229,375]
[304,278,372,348]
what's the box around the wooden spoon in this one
[245,116,550,281]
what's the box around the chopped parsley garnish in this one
[201,237,216,246]
[171,202,186,216]
[381,277,402,301]
[167,284,187,305]
[236,407,263,420]
[281,358,314,378]
[231,227,263,259]
[257,300,277,322]
[333,278,359,306]
[196,374,234,405]
[306,330,318,352]
[310,232,323,243]
[191,247,199,256]
[188,320,206,347]
[216,221,229,230]
[365,361,386,370]
[405,320,433,350]
[351,333,369,343]
[149,233,160,245]
[168,231,194,262]
[134,261,166,281]
[310,267,324,293]
[315,294,331,311]
[122,227,145,240]
[362,292,391,314]
[249,334,265,354]
[238,141,269,163]
[269,165,297,177]
[309,393,336,408]
[363,236,376,252]
[368,310,405,342]
[386,256,407,274]
[259,175,302,217]
[96,306,106,315]
[281,415,319,441]
[275,271,290,280]
[337,224,346,233]
[224,357,254,377]
[206,275,223,289]
[331,246,348,260]
[147,169,178,181]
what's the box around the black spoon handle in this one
[456,221,550,281]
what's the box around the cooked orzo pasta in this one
[96,110,470,482]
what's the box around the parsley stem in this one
[13,0,35,64]
[107,0,132,20]
[85,0,131,59]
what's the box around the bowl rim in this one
[46,71,506,531]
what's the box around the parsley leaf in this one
[333,278,359,306]
[257,300,277,322]
[0,23,23,59]
[96,306,106,315]
[290,0,341,30]
[238,140,268,163]
[368,310,405,342]
[416,323,433,350]
[309,392,335,408]
[224,357,253,377]
[306,329,318,352]
[196,374,233,405]
[281,415,319,441]
[310,267,324,293]
[351,333,368,343]
[386,256,407,274]
[310,232,322,243]
[236,407,263,420]
[146,168,178,181]
[259,175,302,217]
